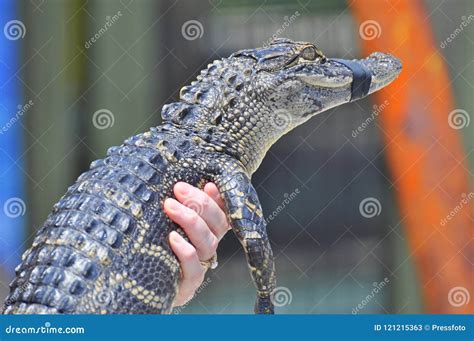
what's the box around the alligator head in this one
[232,38,401,128]
[171,38,402,173]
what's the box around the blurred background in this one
[0,0,472,314]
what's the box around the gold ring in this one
[200,254,218,270]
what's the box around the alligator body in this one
[2,39,401,314]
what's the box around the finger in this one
[169,231,205,306]
[204,182,225,210]
[204,183,231,235]
[164,198,218,261]
[174,182,229,240]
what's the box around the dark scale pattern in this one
[3,123,216,314]
[2,39,401,314]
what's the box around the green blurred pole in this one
[85,0,160,156]
[24,1,85,233]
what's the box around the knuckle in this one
[198,234,217,257]
[219,216,230,230]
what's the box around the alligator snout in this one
[361,52,402,93]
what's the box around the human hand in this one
[164,182,229,307]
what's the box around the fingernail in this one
[170,231,182,244]
[176,182,189,195]
[165,198,179,212]
[204,182,215,190]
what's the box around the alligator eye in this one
[301,46,327,63]
[301,47,317,61]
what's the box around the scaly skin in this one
[2,39,401,314]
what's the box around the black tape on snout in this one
[332,59,372,101]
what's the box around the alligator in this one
[2,38,401,314]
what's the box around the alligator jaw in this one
[358,52,403,95]
[296,52,402,105]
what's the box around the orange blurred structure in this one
[350,0,473,313]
